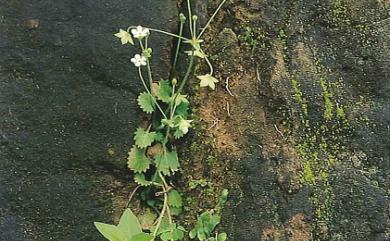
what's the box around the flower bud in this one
[179,13,186,22]
[172,78,178,86]
[192,15,198,21]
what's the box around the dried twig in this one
[225,77,235,97]
[226,101,231,117]
[126,185,142,207]
[273,124,284,137]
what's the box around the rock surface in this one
[191,0,390,240]
[0,0,177,240]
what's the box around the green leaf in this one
[129,233,154,241]
[197,74,219,90]
[175,101,189,119]
[128,146,151,173]
[156,80,172,103]
[189,228,197,239]
[173,129,184,139]
[134,128,156,148]
[217,232,227,241]
[94,222,127,241]
[168,189,183,208]
[170,206,183,216]
[154,132,164,142]
[155,149,180,175]
[118,209,142,239]
[205,214,220,236]
[134,173,152,186]
[138,92,156,114]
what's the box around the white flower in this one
[178,119,193,134]
[131,26,150,39]
[131,54,147,67]
[197,74,219,90]
[114,29,134,45]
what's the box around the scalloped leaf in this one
[137,92,156,114]
[134,173,152,186]
[127,146,151,173]
[173,129,184,139]
[134,128,156,148]
[168,189,183,208]
[154,149,180,176]
[156,80,172,103]
[175,101,189,119]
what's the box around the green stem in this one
[177,54,195,94]
[152,174,169,238]
[149,28,190,41]
[198,0,228,38]
[205,56,214,75]
[171,21,185,76]
[187,0,194,37]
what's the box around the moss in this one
[291,79,309,116]
[320,78,335,121]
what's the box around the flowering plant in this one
[95,1,228,241]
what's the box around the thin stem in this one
[149,28,190,41]
[152,172,171,238]
[153,191,168,237]
[138,39,153,89]
[159,173,172,224]
[138,68,168,119]
[171,21,185,76]
[177,54,195,94]
[205,56,214,75]
[198,0,228,38]
[193,17,197,37]
[187,0,194,37]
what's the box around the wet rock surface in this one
[0,0,177,240]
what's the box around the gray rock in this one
[0,0,178,240]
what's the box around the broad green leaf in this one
[114,29,134,45]
[137,92,156,114]
[217,233,227,241]
[189,229,197,239]
[134,128,156,148]
[134,173,152,186]
[205,214,220,236]
[156,80,172,103]
[197,74,219,90]
[94,222,127,241]
[154,149,180,175]
[128,146,151,173]
[118,209,142,239]
[129,233,154,241]
[168,189,183,208]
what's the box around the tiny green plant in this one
[95,1,229,241]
